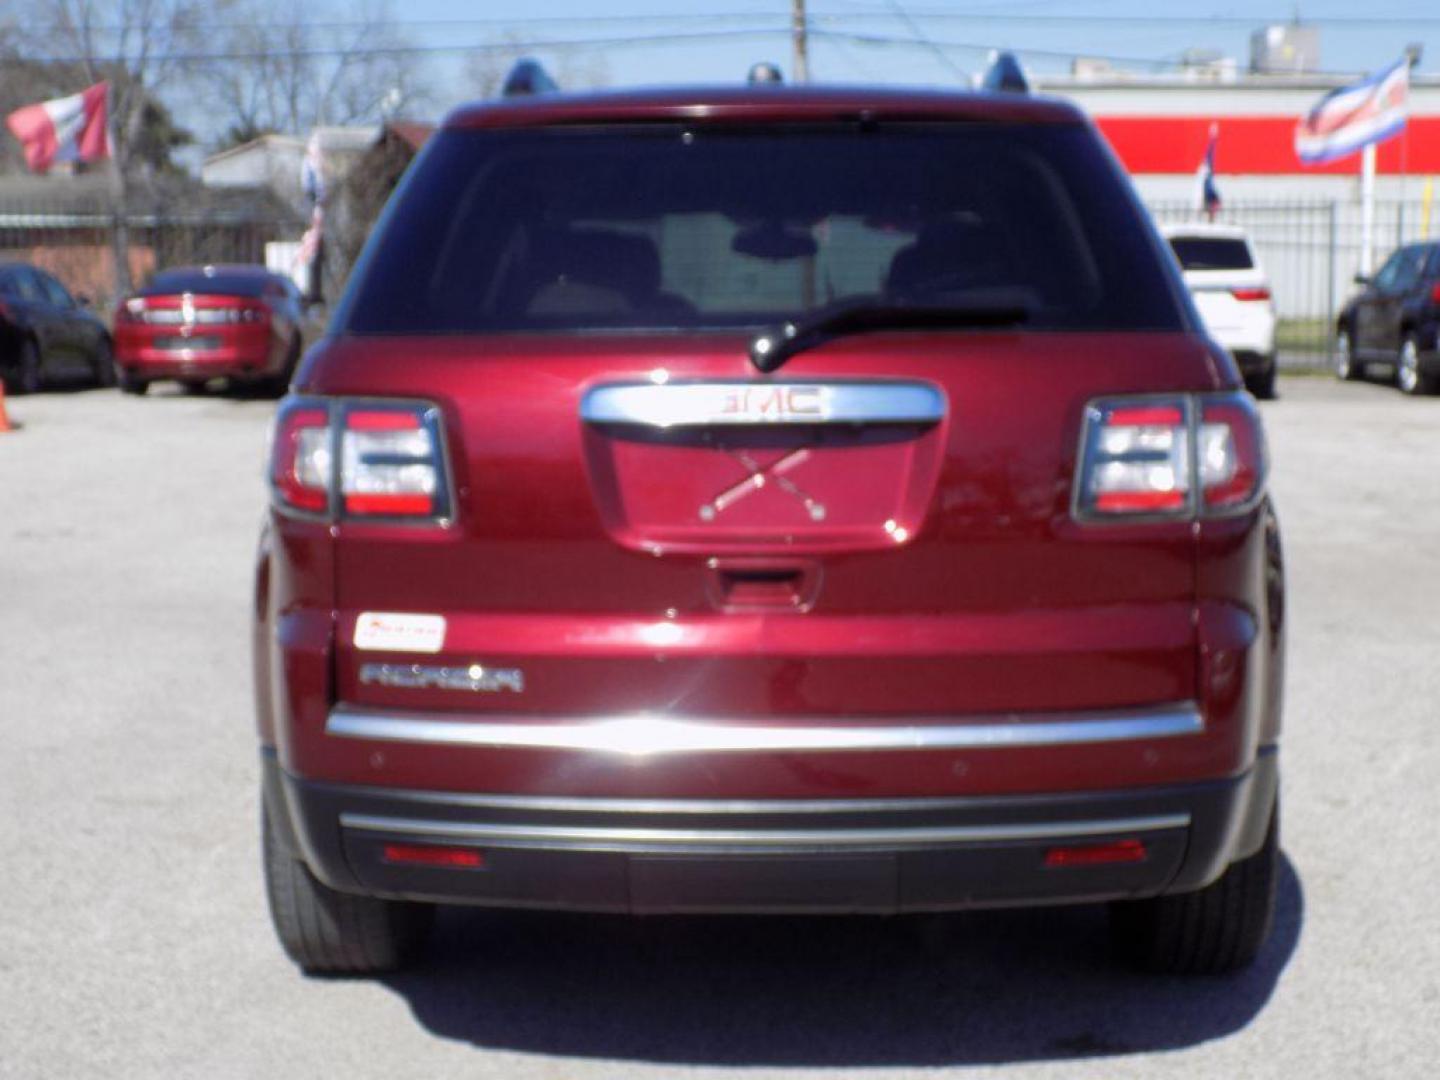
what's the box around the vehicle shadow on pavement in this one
[380,854,1303,1066]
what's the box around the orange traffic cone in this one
[0,381,11,433]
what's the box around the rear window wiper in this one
[749,300,1031,373]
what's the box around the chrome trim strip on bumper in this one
[326,704,1202,755]
[339,811,1192,852]
[580,380,945,428]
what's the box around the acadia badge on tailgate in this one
[359,663,525,693]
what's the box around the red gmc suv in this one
[254,77,1285,977]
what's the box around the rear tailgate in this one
[299,330,1230,796]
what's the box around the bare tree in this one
[14,0,219,289]
[206,0,430,148]
[18,0,214,178]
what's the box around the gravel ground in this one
[1,374,1436,1079]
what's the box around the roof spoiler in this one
[501,59,559,98]
[981,51,1030,94]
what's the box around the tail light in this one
[1075,392,1265,522]
[1429,282,1440,304]
[115,297,146,324]
[1230,286,1271,303]
[341,407,445,517]
[268,397,451,523]
[270,402,331,514]
[113,297,267,324]
[194,303,267,324]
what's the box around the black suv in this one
[1335,242,1440,395]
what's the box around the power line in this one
[12,24,1425,78]
[15,27,790,66]
[882,0,969,80]
[25,9,1440,36]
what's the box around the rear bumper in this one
[114,331,276,380]
[1230,349,1276,377]
[264,744,1277,915]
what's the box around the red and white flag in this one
[5,82,111,173]
[1295,59,1408,165]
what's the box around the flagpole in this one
[105,82,132,299]
[1360,142,1377,277]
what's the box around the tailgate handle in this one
[581,381,944,428]
[708,562,820,612]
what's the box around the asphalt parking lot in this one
[2,375,1437,1079]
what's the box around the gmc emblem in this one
[719,386,824,421]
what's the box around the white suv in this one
[1161,223,1278,399]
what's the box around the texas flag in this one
[5,82,111,173]
[1295,59,1409,165]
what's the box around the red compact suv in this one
[255,76,1285,977]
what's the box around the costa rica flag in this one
[1295,59,1409,165]
[5,82,111,173]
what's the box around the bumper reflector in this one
[1043,839,1147,868]
[381,843,485,869]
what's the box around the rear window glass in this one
[338,123,1185,335]
[141,270,270,297]
[1168,237,1254,272]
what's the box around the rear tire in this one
[1246,357,1277,400]
[258,335,303,399]
[116,366,148,396]
[93,338,116,388]
[262,806,433,974]
[5,338,42,395]
[1334,329,1361,381]
[1109,804,1278,975]
[1396,335,1434,396]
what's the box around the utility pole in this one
[792,0,809,83]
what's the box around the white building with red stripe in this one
[1037,72,1440,205]
[1030,70,1440,336]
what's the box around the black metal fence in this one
[0,180,298,315]
[4,179,1437,363]
[1147,197,1440,366]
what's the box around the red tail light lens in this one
[1230,286,1272,302]
[270,400,332,514]
[1075,392,1266,522]
[268,397,451,523]
[1430,282,1440,304]
[194,302,268,325]
[340,405,447,518]
[115,297,146,324]
[1199,394,1266,512]
[1075,398,1192,519]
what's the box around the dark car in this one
[0,262,114,393]
[112,264,305,396]
[1335,241,1440,395]
[255,77,1285,977]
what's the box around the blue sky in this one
[370,0,1440,113]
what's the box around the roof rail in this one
[501,59,559,98]
[981,51,1030,94]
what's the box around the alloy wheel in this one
[1334,332,1353,380]
[1398,339,1421,395]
